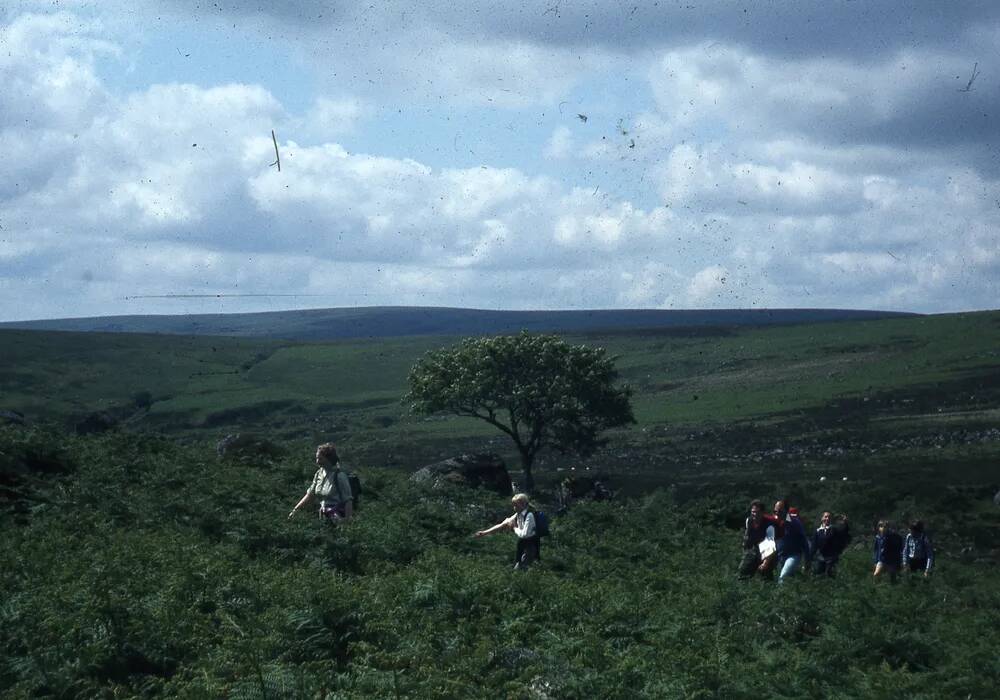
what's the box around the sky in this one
[1,1,998,321]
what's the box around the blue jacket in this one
[777,516,808,557]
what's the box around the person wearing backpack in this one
[754,499,788,578]
[474,493,545,570]
[872,520,904,582]
[288,443,353,523]
[738,500,771,579]
[903,520,934,577]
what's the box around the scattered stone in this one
[492,647,539,670]
[994,490,1000,507]
[557,475,614,512]
[528,675,556,700]
[0,409,26,426]
[410,453,512,494]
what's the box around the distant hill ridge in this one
[0,306,918,340]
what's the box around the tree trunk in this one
[518,448,535,494]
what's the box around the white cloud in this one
[686,265,729,302]
[292,96,369,142]
[428,40,595,108]
[0,12,117,128]
[649,43,999,152]
[618,262,683,307]
[544,126,574,159]
[658,143,862,216]
[2,7,1000,322]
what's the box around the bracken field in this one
[2,311,999,698]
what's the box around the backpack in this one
[531,509,550,538]
[826,523,852,556]
[344,471,362,509]
[332,468,362,510]
[883,531,904,560]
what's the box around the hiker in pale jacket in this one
[475,493,539,570]
[288,443,353,522]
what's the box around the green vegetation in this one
[2,311,999,696]
[406,333,634,491]
[2,427,998,697]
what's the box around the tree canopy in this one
[405,333,634,491]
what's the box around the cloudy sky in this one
[1,1,998,320]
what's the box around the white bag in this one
[758,525,776,558]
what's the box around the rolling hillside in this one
[2,311,997,495]
[0,305,916,340]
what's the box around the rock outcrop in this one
[410,453,512,494]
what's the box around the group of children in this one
[740,499,934,582]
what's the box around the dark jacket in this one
[777,516,808,557]
[743,517,769,551]
[903,532,934,572]
[812,522,851,560]
[873,531,904,566]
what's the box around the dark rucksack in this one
[883,531,904,560]
[333,468,362,510]
[823,523,852,557]
[531,509,550,537]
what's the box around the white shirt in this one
[504,510,536,539]
[310,467,353,506]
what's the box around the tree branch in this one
[455,404,516,439]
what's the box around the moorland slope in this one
[0,305,915,340]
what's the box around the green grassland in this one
[2,312,1000,697]
[2,312,996,425]
[2,429,998,698]
[3,311,998,478]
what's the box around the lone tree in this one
[405,332,634,492]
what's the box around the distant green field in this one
[601,312,999,423]
[2,311,999,487]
